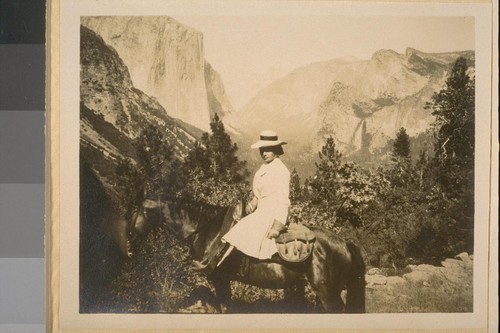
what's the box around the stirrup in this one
[217,245,235,267]
[191,258,210,271]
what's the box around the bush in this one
[94,223,210,313]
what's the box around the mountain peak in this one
[371,49,401,61]
[405,47,423,58]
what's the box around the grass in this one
[366,267,473,313]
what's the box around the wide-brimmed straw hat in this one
[250,130,287,149]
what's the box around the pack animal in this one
[175,200,365,313]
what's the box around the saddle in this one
[275,223,315,262]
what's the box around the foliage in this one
[392,127,410,159]
[95,223,210,313]
[115,158,145,220]
[356,58,475,267]
[427,56,475,233]
[292,87,474,266]
[359,186,443,267]
[426,56,475,202]
[135,124,177,201]
[184,113,250,206]
[289,168,303,204]
[305,137,379,229]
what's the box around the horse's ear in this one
[232,200,244,221]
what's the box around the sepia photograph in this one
[48,0,496,331]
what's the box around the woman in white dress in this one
[219,130,291,263]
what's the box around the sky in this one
[173,15,474,111]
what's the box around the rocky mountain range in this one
[81,16,234,131]
[80,25,200,189]
[80,15,475,179]
[225,48,474,173]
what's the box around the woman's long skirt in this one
[222,202,277,259]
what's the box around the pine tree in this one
[425,55,475,246]
[426,56,474,199]
[393,127,410,159]
[387,127,414,190]
[184,113,249,206]
[308,137,376,228]
[135,124,175,203]
[310,137,342,207]
[201,113,248,183]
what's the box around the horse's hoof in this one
[220,304,230,314]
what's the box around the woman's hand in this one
[267,220,286,239]
[245,197,258,214]
[267,229,280,239]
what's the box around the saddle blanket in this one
[275,223,315,262]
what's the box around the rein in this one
[184,198,245,240]
[130,199,243,257]
[158,205,230,252]
[186,207,228,239]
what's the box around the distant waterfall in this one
[348,119,365,151]
[361,120,371,149]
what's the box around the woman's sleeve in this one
[272,167,291,224]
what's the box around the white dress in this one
[222,158,290,259]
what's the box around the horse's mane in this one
[176,198,245,262]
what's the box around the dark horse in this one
[174,200,366,313]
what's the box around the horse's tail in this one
[345,241,366,313]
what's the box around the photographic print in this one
[49,0,496,331]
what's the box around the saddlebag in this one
[275,223,315,262]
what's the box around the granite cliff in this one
[80,25,199,188]
[82,16,234,131]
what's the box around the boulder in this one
[366,274,388,286]
[441,258,465,271]
[455,252,471,263]
[386,276,406,288]
[367,267,382,275]
[403,270,430,282]
[402,264,445,282]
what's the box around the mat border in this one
[47,0,498,332]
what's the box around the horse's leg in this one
[311,281,344,313]
[210,268,232,313]
[307,252,345,313]
[345,242,366,313]
[284,281,307,312]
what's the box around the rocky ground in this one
[366,252,473,289]
[365,252,473,313]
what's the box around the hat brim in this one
[250,140,287,149]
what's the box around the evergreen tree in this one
[201,113,248,183]
[308,137,376,228]
[184,113,249,206]
[289,168,302,204]
[426,56,475,199]
[387,127,414,190]
[310,137,342,208]
[393,127,410,159]
[426,56,475,234]
[135,124,175,203]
